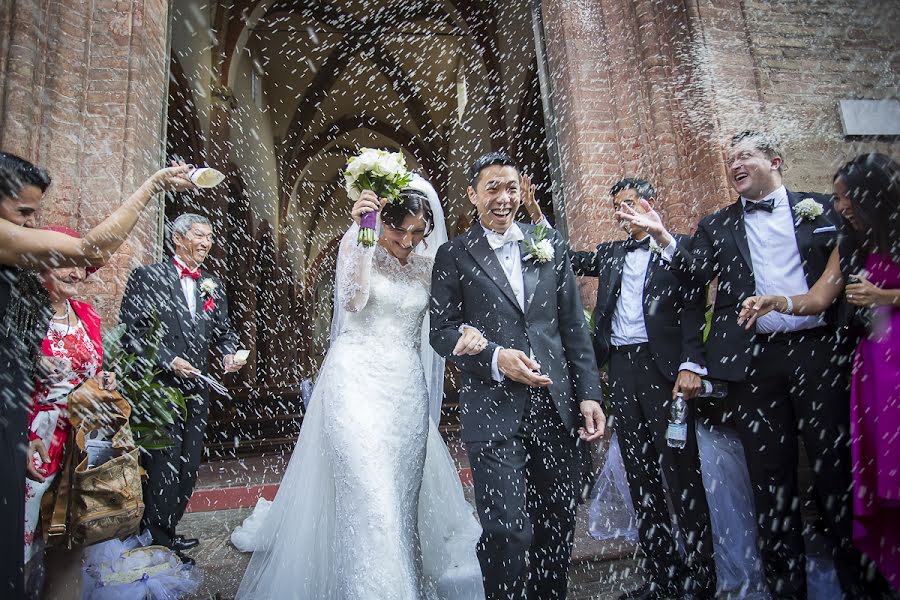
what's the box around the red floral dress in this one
[24,300,102,562]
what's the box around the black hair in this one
[381,188,435,237]
[468,152,519,188]
[0,152,51,200]
[610,178,656,201]
[0,166,23,202]
[833,153,900,265]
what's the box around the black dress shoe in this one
[619,583,674,600]
[173,550,196,566]
[171,535,200,551]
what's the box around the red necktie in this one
[175,261,200,280]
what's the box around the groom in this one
[431,152,605,599]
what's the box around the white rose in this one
[795,198,824,221]
[534,239,554,263]
[372,151,406,177]
[200,278,217,296]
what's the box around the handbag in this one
[43,379,145,547]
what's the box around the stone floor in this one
[178,501,645,600]
[172,433,840,599]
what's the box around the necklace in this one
[51,299,71,321]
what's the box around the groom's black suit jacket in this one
[571,234,707,382]
[430,222,602,443]
[119,261,238,397]
[671,189,839,381]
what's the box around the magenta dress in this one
[851,253,900,590]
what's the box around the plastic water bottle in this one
[698,379,728,399]
[666,392,688,450]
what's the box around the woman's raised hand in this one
[148,161,196,194]
[351,190,384,225]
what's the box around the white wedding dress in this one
[235,220,484,600]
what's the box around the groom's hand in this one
[497,349,552,387]
[578,400,606,442]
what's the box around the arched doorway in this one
[167,0,557,456]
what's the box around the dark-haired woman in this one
[740,153,900,590]
[236,182,486,599]
[0,154,194,597]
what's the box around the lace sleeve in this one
[335,223,377,313]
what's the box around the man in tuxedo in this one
[566,179,716,599]
[430,152,605,600]
[619,132,889,598]
[120,213,244,563]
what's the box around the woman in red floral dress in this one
[23,227,115,571]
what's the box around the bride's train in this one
[589,424,843,599]
[231,371,483,599]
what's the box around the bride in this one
[235,177,485,599]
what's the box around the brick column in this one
[541,0,733,307]
[0,0,171,323]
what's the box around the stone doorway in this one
[165,0,559,456]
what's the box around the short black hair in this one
[468,152,519,187]
[610,178,656,201]
[381,188,435,237]
[0,152,51,199]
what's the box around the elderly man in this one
[120,213,244,563]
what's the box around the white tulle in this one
[405,174,448,424]
[235,227,482,600]
[82,530,202,600]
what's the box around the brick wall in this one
[543,0,899,308]
[696,0,900,192]
[0,0,170,323]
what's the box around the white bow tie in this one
[483,224,524,250]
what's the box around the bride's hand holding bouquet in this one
[350,190,385,232]
[344,148,413,246]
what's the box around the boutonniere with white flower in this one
[200,278,217,312]
[648,238,662,255]
[200,278,217,297]
[522,224,554,264]
[794,198,824,222]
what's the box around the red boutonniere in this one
[203,296,215,312]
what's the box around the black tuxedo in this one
[431,222,601,599]
[119,261,238,547]
[572,236,717,597]
[671,190,838,381]
[671,190,884,598]
[572,233,706,380]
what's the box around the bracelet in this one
[782,295,793,315]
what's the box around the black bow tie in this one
[623,237,651,252]
[744,198,775,214]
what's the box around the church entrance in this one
[165,0,561,456]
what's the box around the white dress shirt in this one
[742,186,824,333]
[478,224,530,382]
[173,256,199,319]
[611,238,706,376]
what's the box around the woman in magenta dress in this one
[739,153,900,591]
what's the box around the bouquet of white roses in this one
[344,148,414,246]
